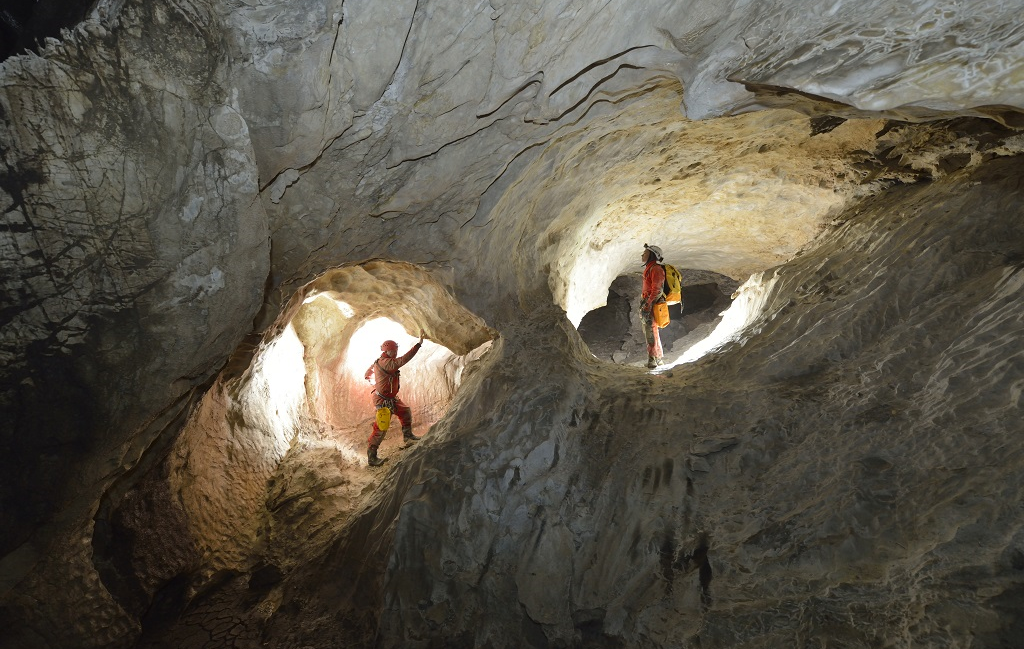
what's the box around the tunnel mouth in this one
[90,262,501,644]
[158,259,495,576]
[285,261,496,452]
[576,267,741,367]
[298,306,485,460]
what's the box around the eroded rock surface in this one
[1,0,1024,648]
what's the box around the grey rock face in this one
[1,3,268,645]
[1,0,1024,647]
[360,157,1024,649]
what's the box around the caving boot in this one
[367,446,385,467]
[403,427,420,443]
[646,356,658,369]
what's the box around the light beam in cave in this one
[245,322,307,443]
[674,271,776,366]
[344,317,420,381]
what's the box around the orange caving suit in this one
[364,342,422,449]
[641,259,666,360]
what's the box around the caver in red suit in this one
[641,244,666,368]
[364,335,423,466]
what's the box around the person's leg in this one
[393,397,419,441]
[641,310,663,367]
[367,421,386,465]
[650,318,663,363]
[368,394,388,466]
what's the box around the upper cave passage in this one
[577,267,741,369]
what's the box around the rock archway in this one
[288,260,495,438]
[87,260,495,643]
[162,260,493,569]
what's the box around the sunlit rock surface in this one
[1,0,1023,647]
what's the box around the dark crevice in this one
[138,573,191,637]
[475,74,542,119]
[660,532,677,591]
[694,535,713,605]
[810,115,847,136]
[0,341,98,555]
[546,63,645,124]
[91,383,209,622]
[1,0,94,62]
[548,45,657,98]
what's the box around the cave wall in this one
[692,155,1024,648]
[1,0,1023,647]
[283,155,1024,649]
[1,2,269,644]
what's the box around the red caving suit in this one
[641,259,666,360]
[364,342,422,449]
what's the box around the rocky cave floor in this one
[132,419,426,649]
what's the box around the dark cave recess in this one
[1,0,94,61]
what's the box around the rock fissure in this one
[548,44,659,99]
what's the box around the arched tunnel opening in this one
[173,259,493,552]
[576,267,740,367]
[277,260,494,458]
[91,260,495,634]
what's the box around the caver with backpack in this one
[640,243,667,368]
[363,333,425,467]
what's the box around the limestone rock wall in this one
[1,0,1023,647]
[691,156,1024,649]
[1,2,267,644]
[283,154,1024,649]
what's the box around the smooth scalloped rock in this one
[2,0,1023,647]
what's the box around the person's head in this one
[643,243,663,263]
[381,340,398,358]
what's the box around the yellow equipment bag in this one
[663,263,682,305]
[652,302,670,328]
[375,406,392,432]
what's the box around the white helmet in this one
[644,243,664,261]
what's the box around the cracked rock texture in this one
[2,0,1024,647]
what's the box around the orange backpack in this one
[652,302,670,328]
